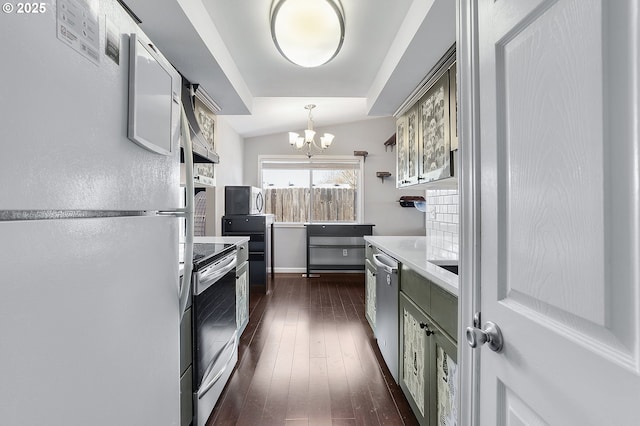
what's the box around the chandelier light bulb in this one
[320,133,334,148]
[287,104,335,157]
[289,132,300,145]
[304,129,316,143]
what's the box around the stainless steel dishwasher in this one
[373,252,399,383]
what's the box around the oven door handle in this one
[197,333,237,399]
[194,253,237,295]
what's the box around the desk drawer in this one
[306,224,373,237]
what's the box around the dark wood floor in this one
[206,273,419,426]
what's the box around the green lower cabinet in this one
[432,320,457,426]
[400,292,458,426]
[365,259,376,331]
[400,293,431,423]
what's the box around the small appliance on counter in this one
[225,185,264,215]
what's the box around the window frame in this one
[258,155,365,225]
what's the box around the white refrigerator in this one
[0,1,193,425]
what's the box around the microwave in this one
[224,186,264,215]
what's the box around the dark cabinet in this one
[222,214,274,294]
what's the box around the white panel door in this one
[468,0,640,424]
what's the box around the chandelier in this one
[289,104,335,158]
[270,0,345,68]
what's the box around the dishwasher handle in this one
[372,253,398,274]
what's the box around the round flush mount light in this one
[270,0,345,68]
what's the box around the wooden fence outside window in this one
[264,187,356,222]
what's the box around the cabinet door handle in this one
[419,322,435,336]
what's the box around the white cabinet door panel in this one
[464,0,640,424]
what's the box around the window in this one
[259,156,363,223]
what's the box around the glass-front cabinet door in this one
[395,49,457,188]
[396,116,409,187]
[396,106,419,187]
[418,71,452,184]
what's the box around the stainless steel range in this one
[182,242,238,426]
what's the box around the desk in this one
[305,223,374,275]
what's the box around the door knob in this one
[465,321,503,352]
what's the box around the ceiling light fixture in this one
[270,0,345,68]
[289,104,335,158]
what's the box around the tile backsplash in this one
[425,189,459,257]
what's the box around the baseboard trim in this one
[270,268,365,275]
[271,267,307,274]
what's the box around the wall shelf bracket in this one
[376,171,391,183]
[384,134,396,152]
[354,150,369,161]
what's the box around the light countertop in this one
[179,236,250,276]
[193,236,250,245]
[364,236,459,296]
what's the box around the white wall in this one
[213,116,245,234]
[243,117,426,272]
